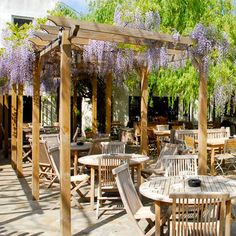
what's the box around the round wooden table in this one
[140,175,236,236]
[79,153,149,208]
[71,142,92,175]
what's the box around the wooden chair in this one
[40,133,60,148]
[101,141,126,154]
[162,154,198,177]
[48,146,90,208]
[215,138,236,174]
[38,140,57,188]
[96,154,130,219]
[184,136,196,154]
[113,163,171,236]
[141,143,179,179]
[88,138,110,155]
[156,124,169,131]
[169,192,230,236]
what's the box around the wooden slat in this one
[91,75,97,133]
[34,32,57,41]
[105,73,112,134]
[4,95,9,158]
[60,30,71,236]
[17,84,23,177]
[40,39,60,58]
[140,67,149,155]
[11,84,17,169]
[198,62,208,175]
[48,15,193,46]
[40,25,61,35]
[0,95,3,150]
[29,37,49,46]
[32,57,42,200]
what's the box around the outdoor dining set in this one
[22,124,236,236]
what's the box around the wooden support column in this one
[105,73,112,134]
[32,57,42,200]
[198,62,208,175]
[11,84,17,169]
[72,80,78,135]
[60,30,72,236]
[92,75,97,133]
[4,94,9,158]
[17,84,23,177]
[140,67,149,155]
[0,95,3,150]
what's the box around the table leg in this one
[136,165,141,187]
[225,199,231,236]
[210,147,215,176]
[156,136,161,155]
[74,150,78,175]
[155,201,161,236]
[90,166,95,209]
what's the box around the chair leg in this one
[96,198,100,219]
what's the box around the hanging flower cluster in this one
[83,7,169,81]
[0,28,35,94]
[190,23,229,73]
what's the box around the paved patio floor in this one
[1,151,236,236]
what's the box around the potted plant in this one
[84,127,93,138]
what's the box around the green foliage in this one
[48,2,79,19]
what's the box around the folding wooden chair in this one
[48,146,90,208]
[113,163,171,236]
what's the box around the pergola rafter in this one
[29,15,209,236]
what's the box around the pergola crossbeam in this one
[48,15,193,46]
[39,38,60,58]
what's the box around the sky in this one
[60,0,89,14]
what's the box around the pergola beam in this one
[48,15,193,46]
[39,39,60,58]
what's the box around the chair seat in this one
[215,153,235,160]
[134,206,155,220]
[71,174,89,182]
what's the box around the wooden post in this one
[60,30,72,236]
[198,62,208,175]
[72,80,78,135]
[4,94,9,158]
[11,84,17,169]
[17,84,23,177]
[140,67,149,155]
[32,57,42,200]
[92,75,97,133]
[0,95,3,150]
[105,73,112,134]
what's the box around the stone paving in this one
[1,150,236,236]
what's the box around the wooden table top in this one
[140,175,236,203]
[78,153,149,166]
[153,130,171,137]
[70,142,92,151]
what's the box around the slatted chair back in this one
[98,154,130,189]
[170,193,230,236]
[155,143,179,169]
[47,146,61,178]
[39,140,51,166]
[156,124,169,131]
[112,163,142,217]
[162,155,198,177]
[40,134,60,148]
[184,136,196,154]
[101,141,126,154]
[224,138,236,153]
[88,138,110,155]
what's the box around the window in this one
[12,16,32,27]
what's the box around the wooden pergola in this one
[26,15,208,235]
